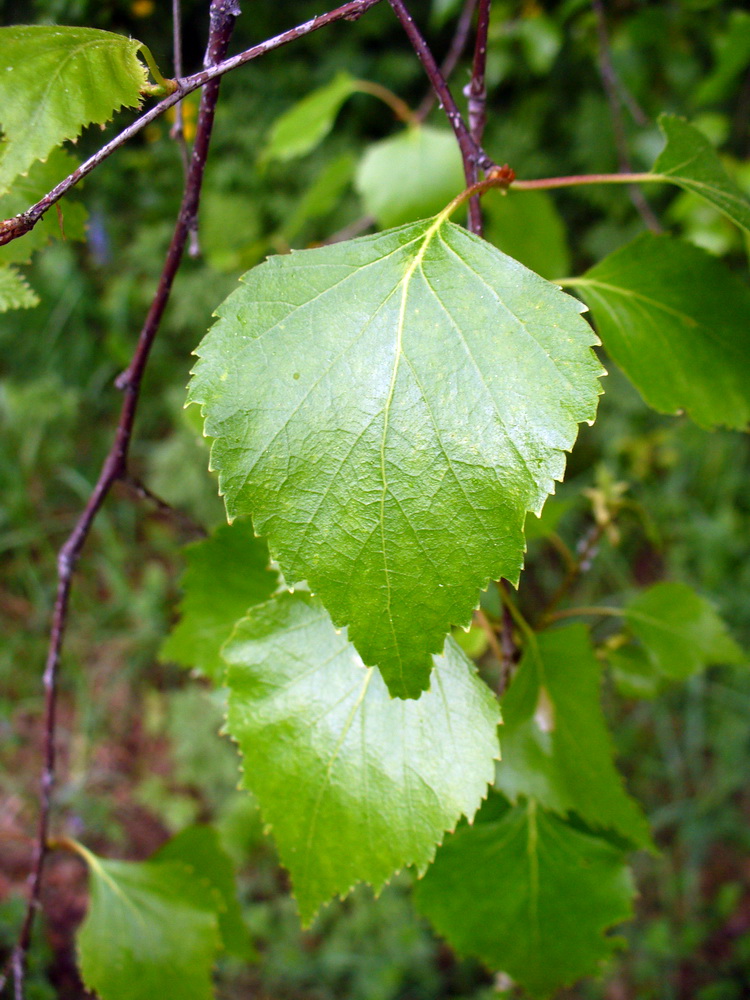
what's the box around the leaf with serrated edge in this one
[76,844,220,1000]
[651,114,750,233]
[496,624,653,850]
[161,521,278,683]
[0,26,146,193]
[625,582,744,680]
[189,218,603,698]
[0,265,38,311]
[571,233,750,430]
[223,591,500,925]
[415,796,634,1000]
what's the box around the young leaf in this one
[0,26,147,193]
[496,624,653,849]
[570,233,750,430]
[189,219,603,697]
[262,71,358,163]
[651,114,750,234]
[625,581,744,681]
[415,796,634,999]
[76,845,221,1000]
[356,126,465,226]
[223,591,501,925]
[161,521,278,683]
[0,265,38,311]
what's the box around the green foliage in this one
[262,71,360,163]
[482,188,571,280]
[0,26,148,193]
[415,796,634,999]
[223,592,500,924]
[188,217,602,698]
[0,264,37,311]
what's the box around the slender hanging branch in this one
[0,0,383,249]
[7,3,240,996]
[464,0,491,235]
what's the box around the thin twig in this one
[464,0,490,234]
[497,580,518,696]
[591,0,661,231]
[0,0,384,249]
[9,4,240,994]
[537,521,605,628]
[416,0,478,121]
[386,0,495,192]
[120,474,207,538]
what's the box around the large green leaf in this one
[415,796,634,999]
[355,126,466,226]
[625,582,744,681]
[76,844,220,1000]
[0,26,147,193]
[160,520,278,683]
[223,592,501,924]
[0,265,38,311]
[651,115,750,234]
[189,218,603,697]
[496,624,652,849]
[570,233,750,430]
[262,71,358,163]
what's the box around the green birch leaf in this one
[0,148,87,266]
[570,233,750,430]
[155,825,255,960]
[651,115,750,233]
[0,26,147,194]
[161,521,278,683]
[356,127,466,226]
[189,218,603,698]
[75,843,220,1000]
[415,796,634,999]
[0,265,38,311]
[496,624,652,849]
[262,71,358,163]
[223,591,501,925]
[607,644,663,700]
[625,582,744,681]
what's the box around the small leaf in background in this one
[160,521,277,683]
[0,148,88,266]
[262,71,358,163]
[625,581,744,681]
[0,265,38,311]
[415,795,634,999]
[281,152,356,243]
[571,233,750,430]
[483,188,570,280]
[189,219,602,697]
[355,126,465,226]
[223,592,500,925]
[76,843,221,1000]
[496,624,652,849]
[0,26,147,193]
[607,644,662,700]
[156,825,254,961]
[695,11,750,106]
[651,114,750,233]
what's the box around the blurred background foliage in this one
[1,0,749,998]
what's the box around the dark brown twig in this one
[464,0,490,234]
[8,3,240,994]
[0,0,383,249]
[416,0,478,121]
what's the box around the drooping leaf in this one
[156,825,254,960]
[483,188,571,280]
[161,520,277,683]
[76,843,220,1000]
[0,265,38,311]
[356,126,466,226]
[0,26,147,194]
[415,795,634,999]
[651,115,750,234]
[570,233,750,430]
[495,624,652,849]
[189,218,603,697]
[625,582,744,681]
[0,148,88,266]
[262,71,358,163]
[223,591,501,924]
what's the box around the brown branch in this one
[464,0,490,235]
[0,0,384,250]
[8,3,240,995]
[416,0,478,121]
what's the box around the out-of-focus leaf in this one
[607,644,662,700]
[0,265,38,311]
[695,11,750,105]
[262,72,358,163]
[282,153,356,242]
[483,188,570,279]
